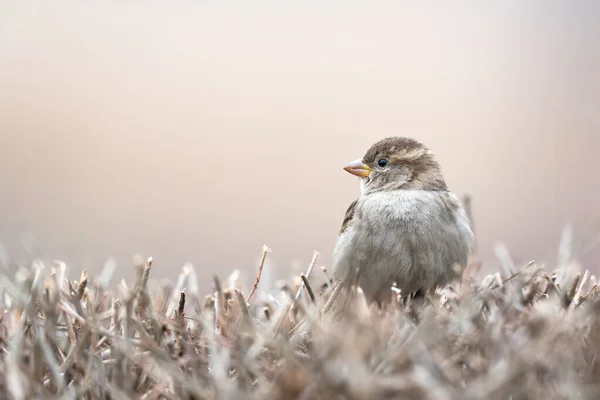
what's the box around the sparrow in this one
[331,136,475,304]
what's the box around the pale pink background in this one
[1,1,599,291]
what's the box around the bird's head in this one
[343,136,448,194]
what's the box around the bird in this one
[330,136,475,305]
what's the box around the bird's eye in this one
[377,158,389,168]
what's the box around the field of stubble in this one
[0,242,599,400]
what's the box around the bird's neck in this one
[361,177,448,195]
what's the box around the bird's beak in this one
[343,159,372,178]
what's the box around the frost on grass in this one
[0,249,600,400]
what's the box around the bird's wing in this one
[339,198,359,235]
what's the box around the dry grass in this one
[1,246,600,400]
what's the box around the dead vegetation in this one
[0,246,599,400]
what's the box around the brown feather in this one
[339,199,358,235]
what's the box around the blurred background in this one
[1,1,599,292]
